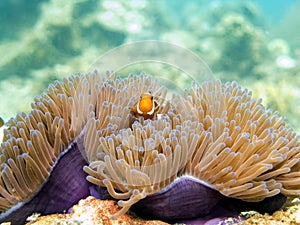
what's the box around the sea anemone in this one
[0,72,104,224]
[1,71,300,224]
[83,77,300,220]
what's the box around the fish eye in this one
[139,96,142,100]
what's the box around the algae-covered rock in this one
[25,196,169,225]
[214,13,266,77]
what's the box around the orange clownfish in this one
[131,92,159,120]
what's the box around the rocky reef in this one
[0,0,299,134]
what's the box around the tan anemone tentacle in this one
[5,72,298,219]
[0,71,102,213]
[84,76,300,219]
[177,80,300,201]
[84,115,200,218]
[83,73,202,218]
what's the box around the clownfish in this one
[131,92,159,120]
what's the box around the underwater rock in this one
[267,38,290,57]
[214,13,265,76]
[241,201,300,224]
[26,196,169,225]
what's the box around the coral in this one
[267,39,290,58]
[0,0,43,42]
[0,0,126,79]
[214,13,266,77]
[240,200,300,224]
[252,80,300,134]
[25,196,169,225]
[96,0,149,34]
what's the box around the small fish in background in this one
[0,117,6,142]
[130,92,160,127]
[0,117,4,127]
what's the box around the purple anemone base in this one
[0,142,91,225]
[0,140,287,225]
[130,176,287,224]
[132,176,222,220]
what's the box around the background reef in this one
[0,0,300,132]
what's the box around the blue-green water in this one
[0,0,299,131]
